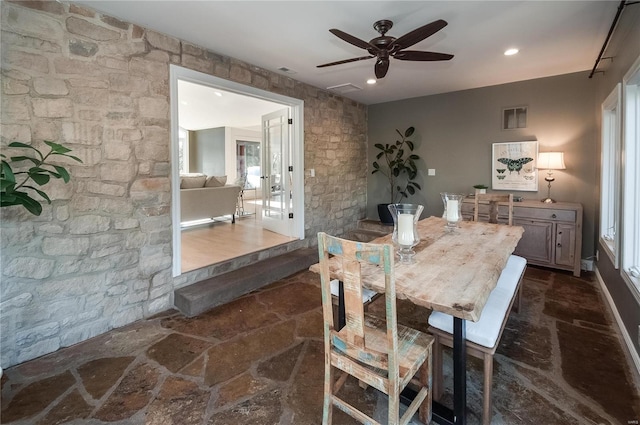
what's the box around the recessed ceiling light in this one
[214,91,223,97]
[504,48,519,56]
[367,79,377,85]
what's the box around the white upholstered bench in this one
[428,254,527,425]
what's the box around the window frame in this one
[600,83,622,268]
[621,54,640,294]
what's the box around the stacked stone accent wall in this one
[0,1,367,367]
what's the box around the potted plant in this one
[473,184,488,195]
[372,126,422,224]
[1,141,82,216]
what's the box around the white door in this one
[261,108,293,236]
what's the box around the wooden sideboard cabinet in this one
[461,199,583,277]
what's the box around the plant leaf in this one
[1,160,15,182]
[44,140,72,154]
[405,141,414,151]
[52,165,70,182]
[374,143,385,150]
[8,142,36,150]
[409,154,419,160]
[396,129,403,138]
[372,162,380,169]
[405,127,415,137]
[29,171,50,186]
[8,191,42,216]
[64,154,83,163]
[407,186,415,195]
[10,156,41,166]
[22,185,51,202]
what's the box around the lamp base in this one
[541,197,557,203]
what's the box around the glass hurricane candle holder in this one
[388,203,424,264]
[440,192,465,230]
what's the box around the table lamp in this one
[538,152,566,203]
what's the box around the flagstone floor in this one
[1,267,639,424]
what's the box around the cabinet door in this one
[555,223,576,267]
[513,219,553,265]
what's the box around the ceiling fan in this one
[317,19,454,79]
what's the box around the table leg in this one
[453,317,467,425]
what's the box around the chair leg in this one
[322,363,334,424]
[419,352,432,425]
[482,353,493,425]
[388,384,400,425]
[432,335,443,401]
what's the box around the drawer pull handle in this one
[551,214,557,218]
[557,243,562,247]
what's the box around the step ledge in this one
[174,248,318,317]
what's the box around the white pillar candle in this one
[398,213,414,245]
[446,200,459,222]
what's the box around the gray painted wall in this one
[591,5,640,360]
[368,71,598,258]
[190,127,225,176]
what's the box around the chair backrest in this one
[474,193,514,225]
[317,232,398,370]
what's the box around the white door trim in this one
[169,64,305,277]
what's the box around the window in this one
[621,55,640,291]
[236,140,261,189]
[600,84,621,267]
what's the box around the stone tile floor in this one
[1,267,639,424]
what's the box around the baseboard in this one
[594,267,640,378]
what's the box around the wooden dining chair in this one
[317,232,435,425]
[474,193,514,225]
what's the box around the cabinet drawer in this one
[513,206,575,222]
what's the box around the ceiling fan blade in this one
[317,55,374,68]
[374,58,390,78]
[393,50,454,61]
[329,29,374,51]
[390,19,448,51]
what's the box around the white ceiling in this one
[76,0,621,130]
[177,80,282,130]
[77,1,618,106]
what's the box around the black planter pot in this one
[377,203,394,225]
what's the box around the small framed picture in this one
[492,141,538,191]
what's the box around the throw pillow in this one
[205,175,227,187]
[180,174,206,189]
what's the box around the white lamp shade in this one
[538,152,566,170]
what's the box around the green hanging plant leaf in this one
[1,140,82,216]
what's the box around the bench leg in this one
[482,353,493,425]
[513,285,522,313]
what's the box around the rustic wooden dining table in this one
[310,216,524,425]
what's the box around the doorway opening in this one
[170,65,305,277]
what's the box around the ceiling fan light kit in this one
[317,19,454,78]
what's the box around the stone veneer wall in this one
[0,1,367,368]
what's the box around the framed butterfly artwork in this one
[491,141,538,191]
